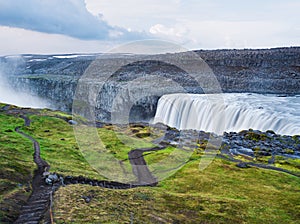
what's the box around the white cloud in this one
[150,24,188,38]
[0,0,299,55]
[182,20,296,49]
[85,0,180,30]
[85,0,300,50]
[0,26,115,55]
[146,19,299,50]
[0,0,145,40]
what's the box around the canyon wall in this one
[3,47,300,122]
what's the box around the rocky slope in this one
[2,47,300,122]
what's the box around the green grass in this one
[54,158,300,223]
[0,113,34,222]
[1,105,300,223]
[0,114,34,193]
[20,115,101,179]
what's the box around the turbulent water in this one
[0,76,50,109]
[153,93,300,136]
[0,57,50,109]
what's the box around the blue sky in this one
[0,0,299,55]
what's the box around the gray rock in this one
[68,120,78,125]
[45,173,60,185]
[230,147,255,157]
[236,162,250,168]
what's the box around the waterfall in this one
[0,57,50,109]
[153,93,300,136]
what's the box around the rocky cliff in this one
[2,47,300,122]
[197,47,300,93]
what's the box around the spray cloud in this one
[0,56,50,108]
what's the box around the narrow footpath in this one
[14,116,55,224]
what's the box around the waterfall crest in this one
[153,93,300,136]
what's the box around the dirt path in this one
[129,147,165,185]
[14,117,54,224]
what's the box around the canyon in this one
[2,47,300,123]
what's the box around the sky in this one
[0,0,299,55]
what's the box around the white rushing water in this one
[0,84,50,109]
[0,56,51,109]
[153,93,300,136]
[0,74,50,109]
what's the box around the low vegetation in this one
[0,104,299,223]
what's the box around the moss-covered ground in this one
[0,104,299,223]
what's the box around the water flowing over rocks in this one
[153,93,300,136]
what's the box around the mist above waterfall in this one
[0,57,50,109]
[153,93,300,136]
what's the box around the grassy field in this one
[0,112,34,221]
[0,104,299,223]
[54,159,300,223]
